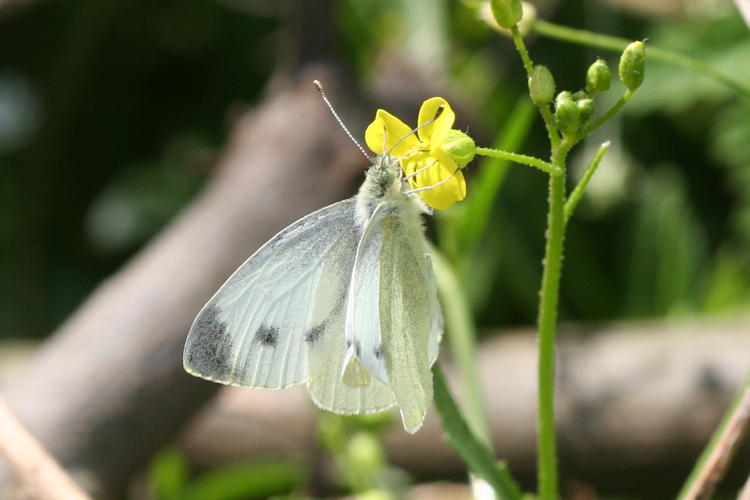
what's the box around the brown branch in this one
[178,320,750,494]
[682,373,750,500]
[0,395,90,500]
[739,473,750,500]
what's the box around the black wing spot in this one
[255,325,279,347]
[185,305,232,380]
[374,344,384,360]
[304,323,325,344]
[355,341,362,357]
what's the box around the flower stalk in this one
[535,140,572,500]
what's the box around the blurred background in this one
[0,0,749,499]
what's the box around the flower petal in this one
[410,159,466,210]
[365,109,419,157]
[416,97,455,147]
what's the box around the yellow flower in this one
[364,97,469,210]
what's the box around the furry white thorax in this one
[355,154,431,231]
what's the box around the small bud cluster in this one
[554,91,594,135]
[535,41,645,137]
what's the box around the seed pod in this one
[528,65,556,106]
[587,59,612,93]
[619,41,646,91]
[490,0,523,29]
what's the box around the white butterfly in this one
[183,152,443,433]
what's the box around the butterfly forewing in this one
[183,198,359,389]
[379,213,442,433]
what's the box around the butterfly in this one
[183,92,453,433]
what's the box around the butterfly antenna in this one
[313,80,371,161]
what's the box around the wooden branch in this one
[739,472,750,500]
[681,373,750,499]
[178,320,750,494]
[0,395,90,500]
[0,65,367,498]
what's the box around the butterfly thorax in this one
[355,154,429,230]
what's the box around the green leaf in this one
[432,364,523,500]
[184,461,303,500]
[149,449,189,500]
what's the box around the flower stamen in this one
[404,166,461,195]
[403,159,439,181]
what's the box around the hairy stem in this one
[510,24,561,148]
[476,146,562,175]
[536,140,572,499]
[564,141,611,224]
[577,90,631,140]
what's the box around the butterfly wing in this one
[306,299,396,414]
[344,202,390,385]
[379,211,443,433]
[183,198,359,389]
[306,201,396,413]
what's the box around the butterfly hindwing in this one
[183,198,359,389]
[345,202,390,385]
[306,299,396,414]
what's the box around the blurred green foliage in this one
[3,0,748,339]
[0,0,278,338]
[2,0,749,497]
[149,449,303,500]
[317,412,408,497]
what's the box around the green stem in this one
[431,246,492,445]
[476,146,562,176]
[678,369,750,499]
[564,141,611,224]
[432,364,523,500]
[530,19,750,100]
[536,140,572,500]
[577,90,631,140]
[510,24,561,148]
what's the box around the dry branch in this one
[178,320,750,493]
[0,395,91,500]
[682,374,750,499]
[739,472,750,500]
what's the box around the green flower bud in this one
[586,59,611,93]
[577,98,595,121]
[490,0,523,29]
[571,90,589,101]
[346,432,384,472]
[441,129,476,169]
[528,65,555,106]
[554,91,580,135]
[317,414,344,450]
[619,41,645,91]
